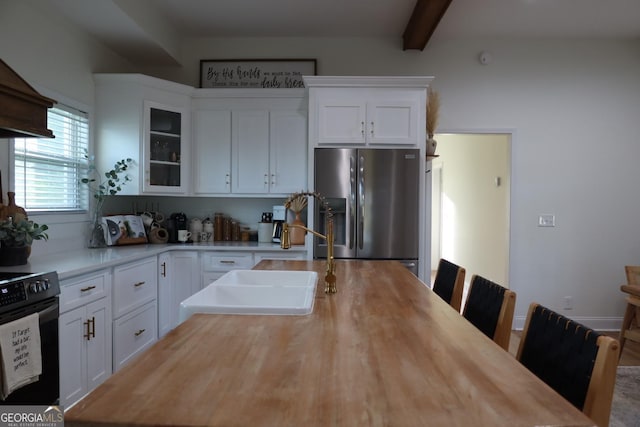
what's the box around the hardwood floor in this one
[509,331,640,366]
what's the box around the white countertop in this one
[0,242,307,280]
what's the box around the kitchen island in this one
[65,260,594,427]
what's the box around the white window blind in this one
[14,104,89,213]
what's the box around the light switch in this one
[538,214,555,227]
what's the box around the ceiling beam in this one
[402,0,453,50]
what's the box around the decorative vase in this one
[87,199,107,248]
[0,245,30,266]
[289,212,306,245]
[427,137,438,157]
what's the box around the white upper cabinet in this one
[94,74,192,195]
[192,89,307,196]
[268,110,307,194]
[232,109,270,193]
[193,109,232,194]
[316,96,367,145]
[144,101,189,193]
[305,76,433,147]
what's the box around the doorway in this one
[430,133,511,294]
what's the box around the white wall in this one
[2,1,639,327]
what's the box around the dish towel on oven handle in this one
[0,312,42,400]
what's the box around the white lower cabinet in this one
[59,270,112,409]
[112,256,158,371]
[113,300,157,372]
[200,250,308,288]
[200,251,254,289]
[112,257,158,319]
[254,251,307,264]
[158,251,199,337]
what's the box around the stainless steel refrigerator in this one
[314,148,420,275]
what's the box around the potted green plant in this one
[0,215,49,266]
[80,152,133,248]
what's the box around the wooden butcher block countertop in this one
[65,260,594,427]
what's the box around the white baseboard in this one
[513,316,623,332]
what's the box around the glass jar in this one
[214,213,224,241]
[231,220,240,241]
[223,216,232,241]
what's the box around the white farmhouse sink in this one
[178,270,318,321]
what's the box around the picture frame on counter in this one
[199,59,317,89]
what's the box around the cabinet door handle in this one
[90,316,95,339]
[84,317,95,341]
[161,262,166,277]
[270,173,275,185]
[264,174,268,185]
[134,281,146,287]
[370,121,374,137]
[361,121,365,137]
[134,329,146,337]
[225,173,230,185]
[80,285,96,292]
[220,260,236,265]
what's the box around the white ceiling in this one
[43,0,640,65]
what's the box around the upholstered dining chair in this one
[619,265,640,358]
[462,274,515,351]
[431,258,466,312]
[517,303,619,427]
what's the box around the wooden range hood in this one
[0,59,55,139]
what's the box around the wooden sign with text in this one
[200,59,316,89]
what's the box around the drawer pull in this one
[133,281,146,287]
[220,260,236,265]
[80,285,96,292]
[161,262,167,277]
[134,329,146,337]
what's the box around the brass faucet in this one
[281,191,336,294]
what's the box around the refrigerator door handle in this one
[349,155,356,249]
[358,155,365,250]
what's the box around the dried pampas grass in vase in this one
[284,193,308,245]
[426,87,440,157]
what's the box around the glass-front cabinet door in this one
[143,101,189,194]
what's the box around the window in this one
[13,104,89,213]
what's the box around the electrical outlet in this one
[538,214,556,227]
[563,296,573,310]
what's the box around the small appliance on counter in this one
[272,205,286,243]
[168,212,188,243]
[258,212,273,243]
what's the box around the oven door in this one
[0,297,59,405]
